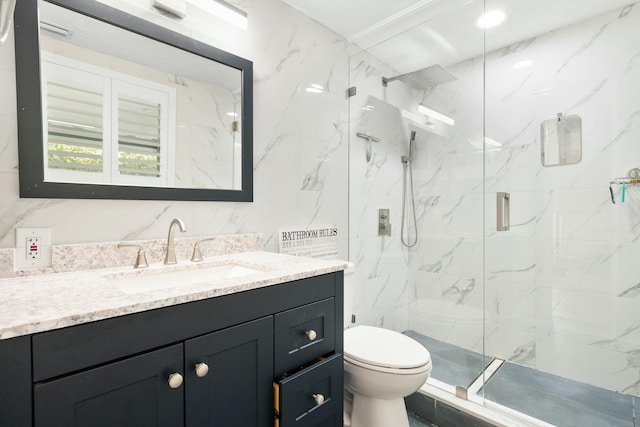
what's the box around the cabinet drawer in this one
[274,298,335,376]
[274,354,343,427]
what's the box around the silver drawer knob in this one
[306,330,317,341]
[195,362,209,378]
[168,373,183,389]
[312,393,325,405]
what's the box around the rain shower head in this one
[382,64,457,91]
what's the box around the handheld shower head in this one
[409,130,416,161]
[401,130,417,164]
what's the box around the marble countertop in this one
[0,251,347,340]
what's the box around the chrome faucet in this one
[164,218,187,265]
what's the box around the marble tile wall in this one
[0,0,349,262]
[409,2,640,397]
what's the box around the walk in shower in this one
[348,0,640,425]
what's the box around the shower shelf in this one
[609,168,640,204]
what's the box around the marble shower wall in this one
[0,0,349,260]
[412,2,640,396]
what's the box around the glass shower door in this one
[482,1,640,425]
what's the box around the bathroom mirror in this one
[15,0,253,201]
[540,113,582,167]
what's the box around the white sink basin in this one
[106,263,266,294]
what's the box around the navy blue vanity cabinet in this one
[13,271,344,427]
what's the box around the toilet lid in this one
[344,325,431,369]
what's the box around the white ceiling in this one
[281,0,634,73]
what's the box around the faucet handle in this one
[191,243,203,262]
[118,243,149,269]
[191,238,218,262]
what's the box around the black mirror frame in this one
[14,0,253,202]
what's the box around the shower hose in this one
[401,158,418,247]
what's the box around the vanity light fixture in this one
[226,112,239,117]
[418,105,455,126]
[40,20,73,37]
[189,0,248,30]
[476,10,506,29]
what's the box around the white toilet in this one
[343,265,432,427]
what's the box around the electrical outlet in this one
[26,236,41,259]
[15,228,52,270]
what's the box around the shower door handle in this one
[497,192,510,231]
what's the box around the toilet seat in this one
[344,354,432,375]
[344,326,431,373]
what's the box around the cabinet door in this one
[34,344,184,427]
[185,316,274,427]
[0,336,31,427]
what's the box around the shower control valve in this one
[378,208,391,236]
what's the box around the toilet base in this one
[347,392,410,427]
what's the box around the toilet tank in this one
[344,262,355,327]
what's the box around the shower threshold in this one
[415,378,555,427]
